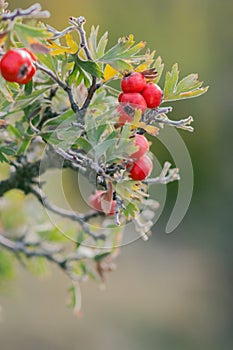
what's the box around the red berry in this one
[117,106,133,126]
[128,154,153,181]
[121,72,146,93]
[118,92,124,102]
[130,134,150,160]
[120,92,147,113]
[142,83,163,108]
[22,48,37,62]
[0,49,36,84]
[89,190,116,215]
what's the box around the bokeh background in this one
[0,0,233,349]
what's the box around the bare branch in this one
[144,107,194,132]
[0,233,66,267]
[35,62,80,114]
[68,16,100,120]
[144,161,180,185]
[29,186,105,241]
[69,16,92,60]
[1,3,50,21]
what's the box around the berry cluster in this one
[0,48,37,84]
[89,73,160,215]
[118,72,163,126]
[128,134,152,181]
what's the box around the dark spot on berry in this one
[18,63,29,78]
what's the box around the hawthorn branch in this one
[1,3,50,21]
[144,108,194,132]
[0,233,88,281]
[35,62,80,114]
[144,161,180,185]
[0,155,105,240]
[69,16,99,120]
[30,186,105,241]
[69,16,92,60]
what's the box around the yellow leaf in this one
[129,109,159,136]
[65,33,78,53]
[103,64,118,82]
[47,33,78,56]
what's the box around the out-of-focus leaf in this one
[68,282,82,317]
[94,251,111,262]
[0,76,14,102]
[123,202,139,219]
[14,22,51,46]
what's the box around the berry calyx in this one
[120,92,147,113]
[121,72,146,93]
[128,154,153,181]
[130,134,150,160]
[0,48,36,84]
[142,83,163,108]
[89,190,116,215]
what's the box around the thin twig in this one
[69,16,100,120]
[144,162,180,185]
[35,62,80,114]
[69,16,92,60]
[144,107,194,132]
[1,3,50,21]
[30,186,106,241]
[0,233,66,268]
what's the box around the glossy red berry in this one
[142,83,163,108]
[120,92,147,113]
[130,134,149,160]
[22,48,38,62]
[121,72,146,93]
[89,190,116,215]
[0,49,36,84]
[118,92,124,102]
[128,154,153,181]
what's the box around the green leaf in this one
[99,34,146,72]
[74,56,103,78]
[14,22,50,46]
[0,145,16,156]
[123,202,139,219]
[94,251,111,262]
[24,79,33,96]
[163,63,209,102]
[86,116,107,146]
[0,75,15,102]
[88,26,108,59]
[73,137,92,153]
[0,151,9,163]
[164,63,179,98]
[153,56,164,84]
[42,109,75,128]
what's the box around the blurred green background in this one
[0,0,232,349]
